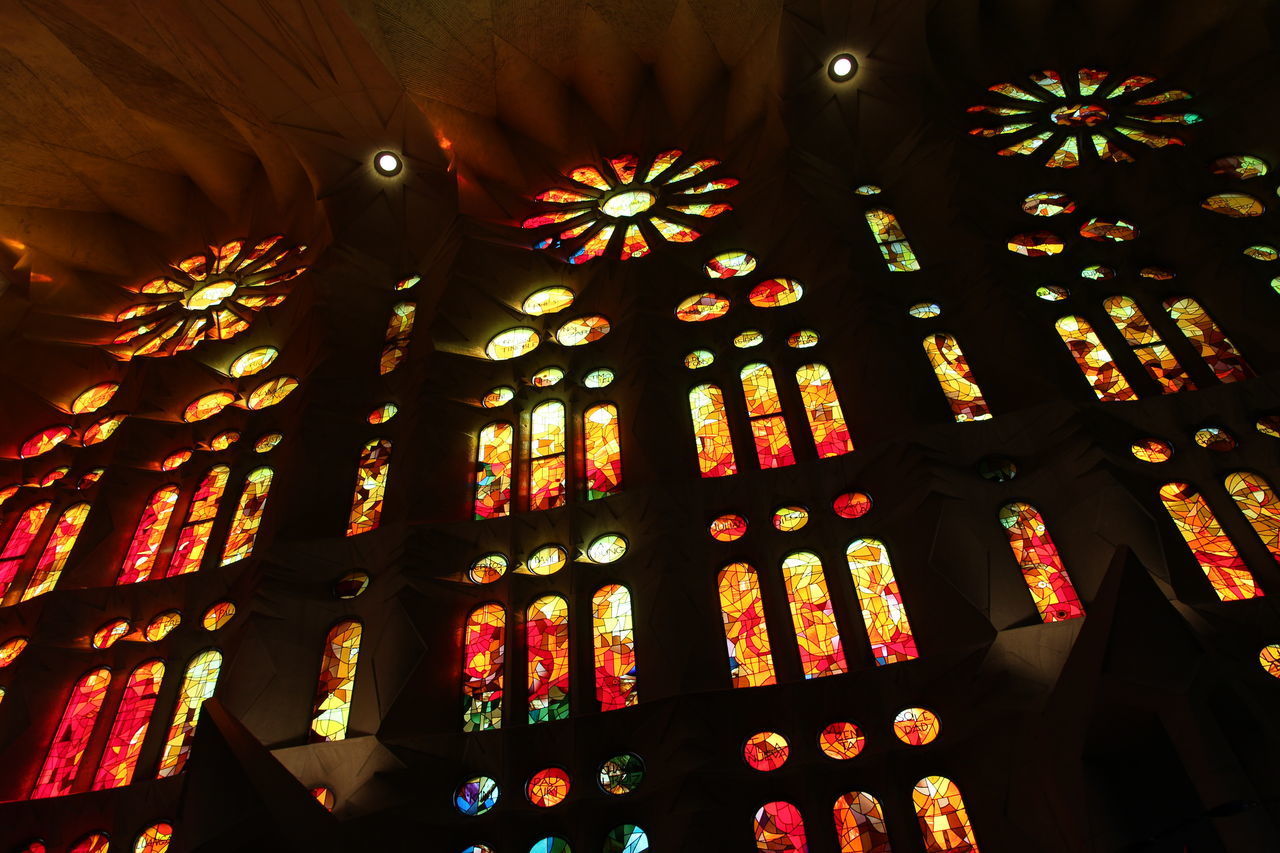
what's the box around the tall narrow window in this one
[92,659,165,790]
[462,603,505,731]
[1053,316,1137,401]
[717,562,777,688]
[117,486,181,584]
[795,363,855,458]
[583,403,623,499]
[22,502,91,601]
[167,466,229,576]
[156,649,222,778]
[740,363,796,468]
[864,208,921,271]
[913,776,980,853]
[1158,482,1262,601]
[689,384,737,477]
[1102,296,1195,393]
[997,503,1086,622]
[845,538,919,665]
[529,400,567,511]
[346,439,391,536]
[0,502,51,597]
[310,619,362,742]
[220,467,273,565]
[1225,471,1280,561]
[923,335,992,422]
[527,595,570,724]
[834,791,892,853]
[379,301,416,375]
[781,551,846,678]
[30,667,112,798]
[474,422,514,519]
[592,584,637,711]
[754,801,809,853]
[1164,297,1253,383]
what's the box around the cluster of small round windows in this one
[709,492,872,541]
[1130,421,1269,462]
[484,286,615,364]
[91,606,196,650]
[467,535,626,584]
[479,367,613,406]
[742,709,937,773]
[454,753,645,821]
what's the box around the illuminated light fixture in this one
[829,53,858,82]
[374,150,403,177]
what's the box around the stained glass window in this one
[1225,471,1280,561]
[475,422,514,519]
[456,775,500,815]
[0,501,51,597]
[527,595,570,723]
[794,363,855,458]
[168,466,229,576]
[1102,295,1195,392]
[744,731,790,771]
[1158,482,1262,601]
[529,401,567,511]
[923,335,992,422]
[68,833,110,853]
[220,467,273,565]
[156,649,222,777]
[864,208,920,271]
[133,822,173,853]
[754,801,809,853]
[834,791,891,853]
[92,659,165,789]
[310,619,362,742]
[845,538,919,665]
[599,753,645,794]
[30,667,111,798]
[526,767,571,807]
[1054,315,1137,401]
[347,439,391,536]
[819,721,866,760]
[689,384,737,477]
[584,403,623,499]
[463,603,505,731]
[117,486,180,584]
[593,584,637,711]
[739,363,796,468]
[603,825,649,853]
[782,551,847,678]
[22,502,91,601]
[997,503,1086,622]
[717,562,776,688]
[379,301,416,374]
[1163,297,1253,383]
[913,776,980,853]
[894,706,940,745]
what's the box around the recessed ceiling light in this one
[829,54,858,82]
[374,150,403,177]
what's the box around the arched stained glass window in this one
[583,403,623,499]
[475,422,514,519]
[310,619,362,742]
[527,595,570,723]
[997,503,1085,622]
[781,551,846,679]
[0,501,51,598]
[1225,471,1280,561]
[220,467,273,565]
[30,667,111,798]
[379,301,416,375]
[117,486,180,584]
[1158,482,1262,601]
[922,335,991,422]
[68,833,110,853]
[167,466,229,576]
[22,502,91,601]
[717,562,776,688]
[1163,297,1253,383]
[864,208,921,272]
[463,603,505,731]
[845,538,919,665]
[529,400,567,511]
[754,800,809,852]
[1102,295,1195,393]
[689,384,737,477]
[134,822,173,852]
[92,659,165,789]
[1053,316,1136,401]
[913,776,980,853]
[156,649,222,778]
[346,439,391,536]
[740,363,796,468]
[834,791,892,853]
[592,584,637,711]
[796,363,855,457]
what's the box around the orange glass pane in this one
[845,538,919,665]
[1054,315,1137,401]
[475,422,513,519]
[819,722,866,760]
[717,562,776,688]
[998,502,1086,622]
[0,502,52,597]
[1225,471,1280,561]
[463,603,504,731]
[923,335,991,422]
[1103,295,1195,393]
[529,401,567,511]
[834,791,891,853]
[1164,297,1253,383]
[913,776,980,853]
[134,821,174,853]
[346,439,391,536]
[31,667,111,798]
[584,403,622,499]
[743,731,790,771]
[782,551,846,678]
[92,659,165,789]
[22,502,91,601]
[754,801,808,853]
[156,649,222,778]
[310,620,362,742]
[527,595,570,724]
[117,486,180,584]
[526,767,571,807]
[168,465,230,576]
[689,384,737,477]
[1158,481,1262,601]
[740,363,796,468]
[219,467,273,565]
[796,363,855,457]
[593,584,637,711]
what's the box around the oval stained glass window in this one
[833,491,872,519]
[229,346,279,378]
[1081,264,1115,280]
[1022,191,1075,216]
[210,430,240,450]
[528,839,571,853]
[1257,415,1280,438]
[1202,192,1265,218]
[469,554,508,584]
[531,367,565,388]
[703,251,757,278]
[92,619,131,649]
[486,327,540,361]
[675,292,730,322]
[526,767,570,807]
[1245,245,1279,261]
[743,731,790,771]
[254,432,283,452]
[1130,438,1173,462]
[787,329,819,348]
[772,506,809,532]
[83,415,126,445]
[748,278,803,308]
[908,302,941,318]
[1194,426,1236,451]
[144,610,181,642]
[1079,218,1139,242]
[247,376,299,410]
[1036,284,1070,301]
[20,425,73,458]
[892,707,940,746]
[201,601,236,630]
[733,330,763,348]
[455,776,500,816]
[367,404,398,424]
[598,753,645,795]
[684,349,715,368]
[481,387,514,408]
[587,534,628,563]
[522,286,576,315]
[0,636,30,667]
[1211,155,1268,180]
[334,570,370,599]
[161,449,192,471]
[71,383,120,414]
[1007,232,1065,256]
[819,721,866,759]
[583,368,615,388]
[709,513,748,542]
[526,544,568,576]
[1260,644,1280,678]
[555,315,610,346]
[603,825,648,853]
[183,391,238,423]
